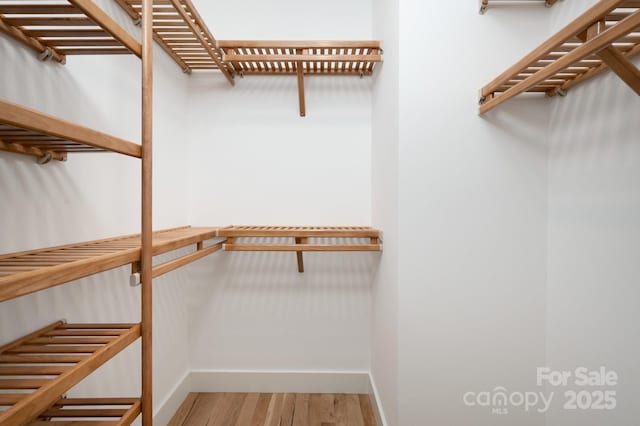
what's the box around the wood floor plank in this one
[168,392,199,426]
[334,394,348,426]
[280,393,296,426]
[264,393,284,426]
[345,394,365,426]
[174,392,376,426]
[292,393,310,426]
[250,393,273,426]
[309,394,335,425]
[183,393,221,425]
[235,393,260,426]
[359,394,376,426]
[210,393,246,426]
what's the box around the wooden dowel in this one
[295,237,307,273]
[297,49,306,117]
[141,0,154,424]
[0,366,70,375]
[0,354,88,363]
[223,244,382,252]
[152,242,222,278]
[41,408,129,417]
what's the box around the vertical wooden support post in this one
[141,0,153,424]
[296,49,306,117]
[295,237,307,273]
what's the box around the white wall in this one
[396,2,549,425]
[0,0,192,419]
[370,0,400,423]
[546,2,640,425]
[185,0,376,376]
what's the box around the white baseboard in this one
[189,370,371,394]
[153,371,191,426]
[368,373,389,426]
[154,370,385,425]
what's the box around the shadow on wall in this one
[188,72,373,119]
[185,243,379,370]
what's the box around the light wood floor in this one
[168,392,377,426]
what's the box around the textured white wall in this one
[546,2,640,425]
[371,0,400,423]
[396,2,549,425]
[0,0,192,420]
[185,0,376,375]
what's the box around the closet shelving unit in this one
[1,0,163,425]
[218,226,381,273]
[1,0,384,423]
[480,0,558,14]
[113,0,383,116]
[479,0,640,113]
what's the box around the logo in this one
[463,367,618,415]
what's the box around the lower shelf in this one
[31,397,140,425]
[0,321,141,425]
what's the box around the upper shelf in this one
[114,0,234,84]
[480,0,640,113]
[480,0,558,14]
[0,226,219,303]
[0,99,141,162]
[217,41,383,76]
[0,0,141,63]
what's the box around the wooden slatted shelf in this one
[0,0,142,63]
[217,41,383,76]
[0,99,142,162]
[479,0,558,14]
[217,40,383,116]
[0,226,220,303]
[480,0,640,113]
[114,0,235,84]
[218,226,381,273]
[0,321,140,425]
[28,397,141,425]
